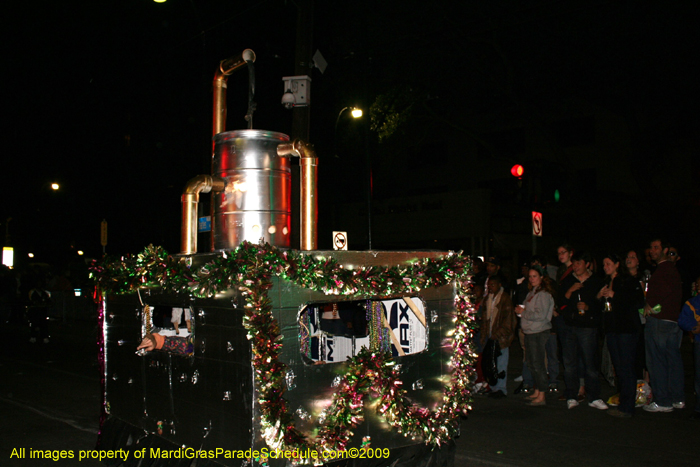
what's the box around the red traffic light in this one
[511,164,524,178]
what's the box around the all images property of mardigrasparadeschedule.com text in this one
[9,446,393,463]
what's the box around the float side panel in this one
[101,291,256,463]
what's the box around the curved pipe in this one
[179,49,256,256]
[277,139,317,251]
[181,175,225,255]
[213,49,256,141]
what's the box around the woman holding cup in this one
[598,253,644,417]
[515,265,555,406]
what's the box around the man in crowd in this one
[555,243,585,401]
[643,238,684,412]
[472,257,488,291]
[667,245,680,265]
[480,275,516,398]
[559,252,608,410]
[678,286,700,420]
[484,256,508,293]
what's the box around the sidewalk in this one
[454,337,697,466]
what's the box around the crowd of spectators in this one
[471,238,700,420]
[0,264,90,343]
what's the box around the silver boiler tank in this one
[212,130,291,250]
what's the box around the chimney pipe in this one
[213,49,256,140]
[180,49,255,255]
[181,175,225,255]
[277,139,317,250]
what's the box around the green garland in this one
[91,242,476,458]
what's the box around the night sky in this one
[3,1,699,268]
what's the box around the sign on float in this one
[198,216,212,233]
[332,231,348,250]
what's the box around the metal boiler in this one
[180,48,317,256]
[212,130,291,250]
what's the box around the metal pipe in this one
[212,49,256,140]
[200,49,256,253]
[181,175,225,255]
[277,140,317,250]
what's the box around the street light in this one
[51,183,60,191]
[334,106,363,155]
[331,106,372,248]
[334,106,376,249]
[335,106,363,131]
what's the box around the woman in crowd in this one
[625,249,642,280]
[598,254,645,418]
[556,244,575,283]
[515,265,555,406]
[471,283,490,394]
[626,248,650,382]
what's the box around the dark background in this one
[2,0,699,275]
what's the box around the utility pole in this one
[291,0,313,141]
[290,0,314,249]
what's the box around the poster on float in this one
[304,297,427,363]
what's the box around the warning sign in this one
[532,211,543,237]
[333,231,348,250]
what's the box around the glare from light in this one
[153,0,167,3]
[74,289,82,297]
[351,108,363,118]
[28,252,34,258]
[2,247,13,268]
[51,183,60,190]
[77,250,84,256]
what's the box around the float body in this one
[98,249,462,466]
[96,50,469,466]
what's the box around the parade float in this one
[92,49,476,467]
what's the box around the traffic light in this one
[511,164,524,178]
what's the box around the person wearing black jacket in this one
[28,276,52,344]
[559,252,607,410]
[598,254,644,418]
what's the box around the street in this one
[1,316,696,467]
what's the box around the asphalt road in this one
[0,316,103,467]
[1,316,696,467]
